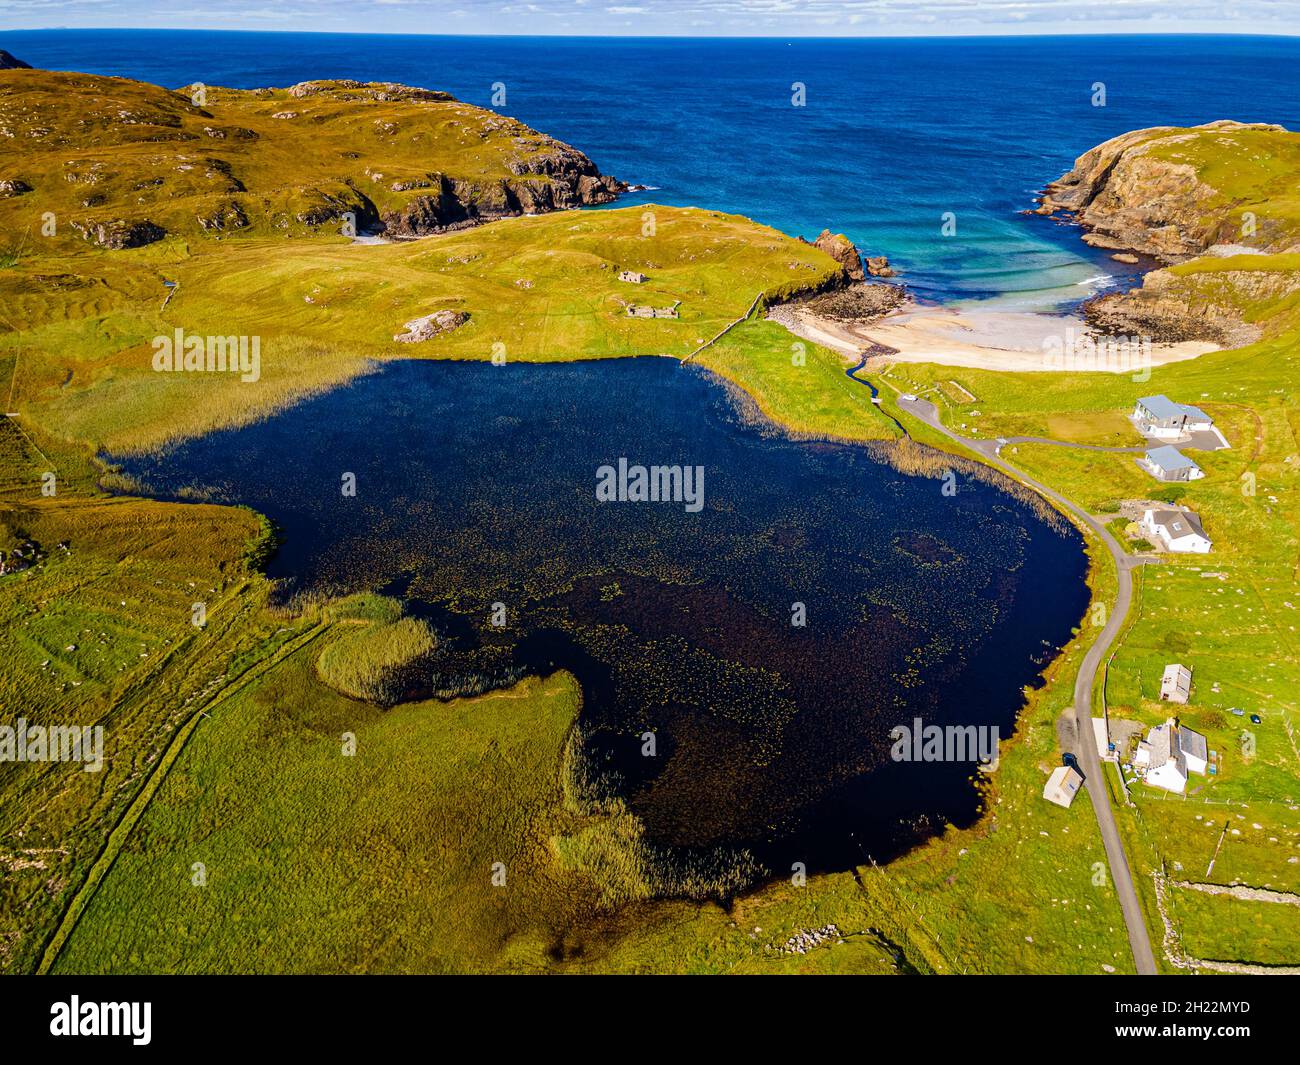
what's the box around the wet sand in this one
[770,300,1218,373]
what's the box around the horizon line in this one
[7,27,1300,41]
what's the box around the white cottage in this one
[1133,718,1208,793]
[1138,445,1205,482]
[1141,508,1212,553]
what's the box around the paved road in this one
[895,393,1159,975]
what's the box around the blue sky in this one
[1,0,1297,36]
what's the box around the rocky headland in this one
[0,69,625,249]
[1038,120,1300,344]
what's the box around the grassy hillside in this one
[1142,124,1300,250]
[0,204,867,453]
[9,74,1293,976]
[0,69,621,249]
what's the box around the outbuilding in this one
[1160,663,1193,703]
[1043,764,1085,808]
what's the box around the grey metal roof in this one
[1137,395,1213,424]
[1137,395,1185,420]
[1177,725,1208,764]
[1145,445,1199,471]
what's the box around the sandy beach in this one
[770,300,1218,373]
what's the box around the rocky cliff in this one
[382,145,623,237]
[1038,120,1297,260]
[0,70,624,248]
[1040,121,1300,342]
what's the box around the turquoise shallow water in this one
[9,30,1300,309]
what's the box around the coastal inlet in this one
[116,357,1090,886]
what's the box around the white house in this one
[1133,395,1215,439]
[1043,764,1085,808]
[617,270,648,284]
[1133,718,1208,793]
[1160,663,1193,704]
[1138,445,1205,482]
[1141,507,1212,553]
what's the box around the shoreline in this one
[769,298,1219,373]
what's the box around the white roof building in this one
[1160,663,1193,703]
[1043,764,1085,808]
[1141,507,1211,553]
[1133,718,1208,794]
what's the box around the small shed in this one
[1043,765,1085,808]
[618,270,648,284]
[1160,663,1192,704]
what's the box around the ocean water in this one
[117,357,1090,872]
[7,30,1300,309]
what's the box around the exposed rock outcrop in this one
[381,157,624,238]
[0,50,32,71]
[1038,120,1292,261]
[865,255,895,278]
[287,80,454,103]
[811,229,865,281]
[393,310,470,343]
[1083,265,1287,346]
[804,281,907,323]
[71,218,166,249]
[1042,121,1300,344]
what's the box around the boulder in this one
[813,229,865,282]
[393,310,470,343]
[72,218,167,249]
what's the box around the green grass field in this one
[4,90,1297,974]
